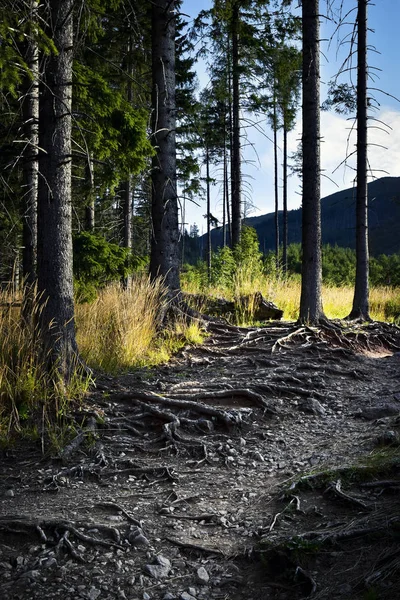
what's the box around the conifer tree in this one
[299,0,325,324]
[150,0,180,296]
[348,0,370,320]
[37,0,78,376]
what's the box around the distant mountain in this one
[209,176,400,256]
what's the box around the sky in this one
[181,0,400,230]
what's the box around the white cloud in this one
[186,107,400,227]
[249,107,400,219]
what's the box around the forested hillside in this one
[206,176,400,256]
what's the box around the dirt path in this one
[1,322,400,600]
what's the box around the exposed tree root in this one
[324,478,370,509]
[0,516,125,561]
[59,416,97,463]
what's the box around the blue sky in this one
[181,0,400,229]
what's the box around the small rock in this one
[143,593,151,600]
[180,593,197,600]
[4,489,14,498]
[144,555,171,579]
[43,557,58,569]
[188,588,197,596]
[300,398,326,416]
[129,531,150,546]
[196,567,209,584]
[22,570,40,581]
[88,588,101,600]
[163,594,176,600]
[337,583,352,595]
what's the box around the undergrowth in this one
[182,272,399,324]
[0,277,204,448]
[76,276,204,373]
[0,287,90,450]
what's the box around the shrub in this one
[73,232,146,302]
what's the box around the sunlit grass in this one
[181,271,400,323]
[76,276,205,373]
[0,285,89,447]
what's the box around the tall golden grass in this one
[181,271,400,323]
[75,276,166,372]
[75,275,204,372]
[0,286,89,443]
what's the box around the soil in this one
[1,320,400,600]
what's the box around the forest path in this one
[1,321,400,599]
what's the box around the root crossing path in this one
[1,321,400,600]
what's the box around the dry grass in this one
[76,276,166,372]
[182,274,400,323]
[0,286,89,444]
[76,276,205,373]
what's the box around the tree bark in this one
[37,0,79,377]
[348,0,370,320]
[282,121,288,275]
[122,34,133,289]
[273,92,279,270]
[21,0,39,293]
[150,0,180,296]
[84,155,95,232]
[206,145,212,282]
[299,0,325,324]
[230,0,241,248]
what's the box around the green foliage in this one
[182,226,264,292]
[0,7,56,98]
[268,243,400,289]
[322,81,357,115]
[211,246,236,287]
[73,62,153,192]
[384,299,400,323]
[73,232,145,302]
[233,225,264,281]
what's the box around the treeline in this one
[182,232,400,290]
[273,244,400,287]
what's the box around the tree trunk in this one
[348,0,370,320]
[231,1,241,248]
[273,92,279,270]
[206,145,212,282]
[181,193,185,266]
[222,119,227,248]
[37,0,79,377]
[84,155,95,232]
[122,176,132,288]
[122,34,133,289]
[282,120,288,275]
[150,0,180,297]
[21,0,39,292]
[299,0,325,324]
